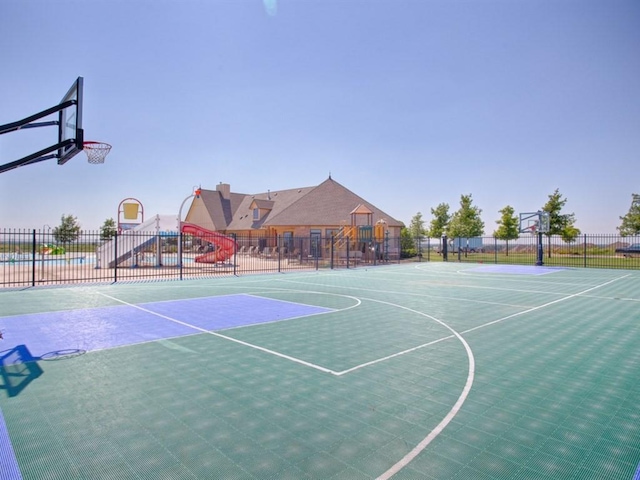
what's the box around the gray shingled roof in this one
[198,189,246,230]
[225,186,316,230]
[196,177,401,231]
[265,177,402,227]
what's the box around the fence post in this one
[233,233,238,276]
[113,231,118,283]
[442,235,448,261]
[373,241,378,266]
[346,236,350,269]
[494,237,498,264]
[385,231,390,263]
[277,235,281,273]
[584,233,587,268]
[31,229,36,287]
[179,230,184,281]
[330,235,335,269]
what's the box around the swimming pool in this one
[0,254,95,265]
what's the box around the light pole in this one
[177,187,201,267]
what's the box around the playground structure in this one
[118,198,144,232]
[96,216,237,268]
[39,244,66,255]
[181,223,237,263]
[325,206,390,262]
[96,215,177,268]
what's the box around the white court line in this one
[360,298,475,480]
[375,272,632,480]
[278,278,538,310]
[98,273,631,479]
[330,272,632,376]
[576,293,640,303]
[461,272,632,335]
[96,292,339,375]
[406,263,617,287]
[220,291,361,332]
[283,265,612,296]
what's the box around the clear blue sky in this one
[1,0,639,233]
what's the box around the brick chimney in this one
[216,182,230,199]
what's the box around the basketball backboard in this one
[0,76,87,174]
[57,76,84,165]
[519,211,550,234]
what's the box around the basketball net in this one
[83,141,112,164]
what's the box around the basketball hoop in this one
[529,225,537,235]
[83,141,111,164]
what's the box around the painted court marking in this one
[269,272,634,479]
[369,297,475,480]
[97,291,358,375]
[376,273,633,479]
[465,264,566,275]
[0,408,21,480]
[0,293,341,367]
[2,272,634,480]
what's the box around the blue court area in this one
[467,264,566,275]
[0,294,333,366]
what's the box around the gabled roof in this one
[251,199,275,210]
[197,188,246,230]
[190,177,402,231]
[264,177,402,227]
[226,186,316,230]
[350,204,373,215]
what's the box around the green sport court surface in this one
[1,263,639,480]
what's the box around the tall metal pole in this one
[177,187,201,268]
[536,231,544,266]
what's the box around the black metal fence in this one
[0,229,402,288]
[416,234,640,270]
[2,230,639,288]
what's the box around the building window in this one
[310,229,322,258]
[253,208,259,220]
[283,231,294,252]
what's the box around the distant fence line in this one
[1,229,638,288]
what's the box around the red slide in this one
[181,223,237,263]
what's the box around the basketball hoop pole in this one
[536,229,544,266]
[535,210,545,266]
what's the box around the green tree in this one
[427,203,450,253]
[448,194,485,240]
[52,214,81,245]
[493,205,519,256]
[618,194,640,236]
[409,212,426,255]
[100,218,117,241]
[399,225,416,258]
[561,225,581,245]
[542,188,580,257]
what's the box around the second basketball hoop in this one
[83,141,111,164]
